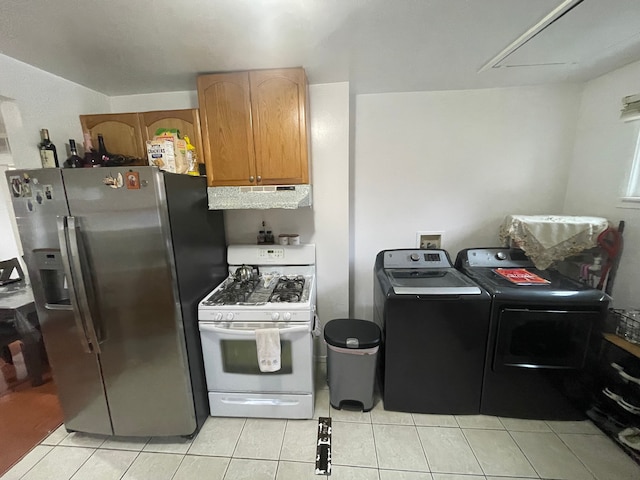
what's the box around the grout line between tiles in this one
[230,418,247,458]
[369,422,381,471]
[276,419,288,462]
[414,423,432,474]
[504,428,542,480]
[460,426,500,479]
[64,446,98,480]
[555,432,600,480]
[116,450,142,480]
[460,428,541,478]
[168,452,187,480]
[12,444,56,480]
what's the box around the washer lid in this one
[386,268,482,295]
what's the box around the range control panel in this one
[383,249,452,269]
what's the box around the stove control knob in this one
[271,312,280,321]
[410,253,420,261]
[226,312,235,321]
[496,252,507,260]
[214,312,223,321]
[283,312,292,321]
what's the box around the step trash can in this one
[324,318,381,411]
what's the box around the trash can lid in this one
[324,319,381,349]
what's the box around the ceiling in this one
[1,0,640,96]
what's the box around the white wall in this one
[110,91,198,112]
[0,54,110,169]
[563,59,640,308]
[0,54,110,259]
[352,85,582,319]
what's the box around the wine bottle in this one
[97,134,110,165]
[82,132,101,168]
[64,139,84,168]
[38,129,59,168]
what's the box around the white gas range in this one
[198,244,317,419]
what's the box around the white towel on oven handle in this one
[256,328,281,372]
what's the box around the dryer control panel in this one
[383,249,452,269]
[458,248,533,268]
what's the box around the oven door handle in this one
[199,323,310,335]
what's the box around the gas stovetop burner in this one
[270,291,302,303]
[202,273,312,306]
[204,278,260,305]
[274,275,305,291]
[269,276,306,302]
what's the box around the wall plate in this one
[416,231,443,249]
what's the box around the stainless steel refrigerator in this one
[6,167,227,437]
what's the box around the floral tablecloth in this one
[499,215,609,269]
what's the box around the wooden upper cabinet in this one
[197,72,256,186]
[250,69,309,185]
[197,67,310,187]
[79,113,145,160]
[140,109,204,164]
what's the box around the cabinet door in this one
[140,109,204,165]
[197,72,256,187]
[249,68,309,185]
[79,113,145,162]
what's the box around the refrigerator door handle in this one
[57,216,93,354]
[44,303,73,311]
[66,216,102,354]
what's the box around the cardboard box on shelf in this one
[146,137,188,174]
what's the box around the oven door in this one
[199,321,314,393]
[493,308,598,371]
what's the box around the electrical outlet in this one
[416,232,443,249]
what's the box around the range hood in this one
[207,185,312,210]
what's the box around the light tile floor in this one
[3,364,640,480]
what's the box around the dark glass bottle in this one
[82,132,101,168]
[265,230,274,244]
[64,139,84,168]
[97,134,110,165]
[38,129,59,168]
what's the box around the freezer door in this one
[62,167,196,436]
[6,169,112,435]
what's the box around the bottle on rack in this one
[265,230,275,244]
[97,134,110,165]
[82,132,102,168]
[184,135,199,176]
[258,221,268,244]
[38,129,59,168]
[64,139,84,168]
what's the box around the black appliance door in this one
[494,308,598,371]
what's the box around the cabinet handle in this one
[257,176,262,182]
[249,176,255,182]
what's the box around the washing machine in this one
[455,247,610,420]
[373,249,491,414]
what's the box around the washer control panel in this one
[383,249,452,269]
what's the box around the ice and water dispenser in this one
[33,249,70,307]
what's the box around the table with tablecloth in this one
[499,215,610,270]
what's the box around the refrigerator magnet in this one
[126,171,140,190]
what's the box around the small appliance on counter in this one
[455,247,610,420]
[198,244,317,419]
[373,249,491,414]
